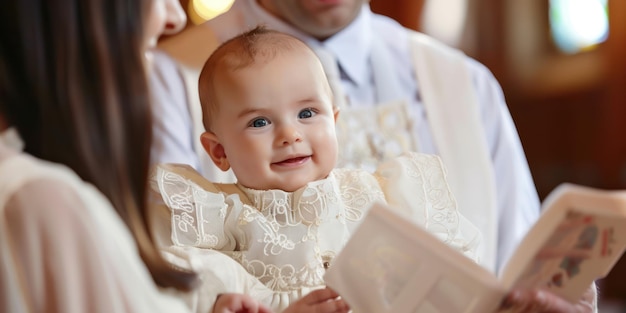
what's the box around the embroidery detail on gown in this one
[335,100,416,172]
[159,170,228,248]
[407,155,459,242]
[155,169,384,291]
[231,174,382,291]
[241,179,339,226]
[151,153,480,295]
[334,168,385,221]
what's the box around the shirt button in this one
[321,251,335,270]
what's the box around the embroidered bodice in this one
[152,152,481,311]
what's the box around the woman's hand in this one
[499,283,597,313]
[282,288,350,313]
[212,293,272,313]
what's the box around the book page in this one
[324,202,505,313]
[500,184,626,303]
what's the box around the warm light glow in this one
[189,0,234,24]
[550,0,608,53]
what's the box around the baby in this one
[152,26,481,312]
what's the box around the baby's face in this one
[209,46,337,192]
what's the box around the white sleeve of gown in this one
[1,179,189,313]
[374,152,483,263]
[161,246,274,313]
[149,164,277,312]
[151,163,239,250]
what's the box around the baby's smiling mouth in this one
[272,156,311,166]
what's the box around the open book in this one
[323,183,626,313]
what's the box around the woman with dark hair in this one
[0,0,271,312]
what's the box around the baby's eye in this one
[249,118,269,128]
[298,108,316,119]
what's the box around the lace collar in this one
[236,172,342,224]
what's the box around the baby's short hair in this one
[198,26,313,131]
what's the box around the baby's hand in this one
[282,288,350,313]
[212,293,272,313]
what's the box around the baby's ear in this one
[200,132,230,171]
[333,107,340,123]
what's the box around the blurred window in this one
[549,0,608,54]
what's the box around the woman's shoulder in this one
[0,152,120,232]
[3,174,89,238]
[0,153,128,269]
[1,155,190,313]
[0,152,85,208]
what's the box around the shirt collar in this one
[246,1,373,87]
[322,5,371,87]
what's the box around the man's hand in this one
[499,283,597,313]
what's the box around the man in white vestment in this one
[148,1,601,311]
[151,0,538,273]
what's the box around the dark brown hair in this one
[0,0,197,290]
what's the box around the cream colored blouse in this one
[0,140,193,313]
